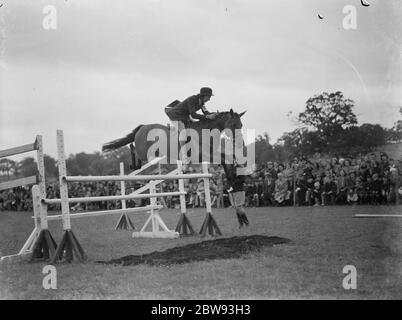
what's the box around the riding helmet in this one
[200,87,214,97]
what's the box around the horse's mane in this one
[196,110,237,125]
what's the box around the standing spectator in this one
[312,181,321,206]
[262,172,276,206]
[304,176,315,206]
[274,173,290,206]
[188,182,198,208]
[321,175,337,205]
[197,179,205,207]
[336,169,348,204]
[381,173,392,204]
[370,173,382,204]
[252,177,264,207]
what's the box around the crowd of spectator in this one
[244,153,401,207]
[1,152,401,212]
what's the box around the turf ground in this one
[0,205,401,299]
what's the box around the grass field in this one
[1,205,401,299]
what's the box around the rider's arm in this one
[187,98,208,120]
[201,106,211,115]
[189,109,207,120]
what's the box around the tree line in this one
[254,91,401,163]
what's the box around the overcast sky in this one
[0,0,401,160]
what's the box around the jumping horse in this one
[102,109,246,169]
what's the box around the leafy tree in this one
[44,155,58,181]
[387,107,402,142]
[65,147,133,176]
[253,132,274,164]
[19,157,37,177]
[0,159,17,179]
[276,128,324,158]
[298,91,357,140]
[333,124,387,155]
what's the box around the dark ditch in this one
[99,235,291,266]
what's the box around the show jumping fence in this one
[1,130,221,263]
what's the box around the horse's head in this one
[215,108,246,132]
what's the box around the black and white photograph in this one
[0,0,401,303]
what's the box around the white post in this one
[120,162,126,210]
[31,185,42,228]
[33,185,48,230]
[202,162,212,213]
[149,184,157,232]
[35,135,47,230]
[177,160,187,214]
[57,130,71,230]
[35,135,46,198]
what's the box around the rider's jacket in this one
[165,94,210,122]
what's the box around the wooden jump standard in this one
[0,135,47,263]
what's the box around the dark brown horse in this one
[102,109,246,169]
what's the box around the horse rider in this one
[165,87,217,164]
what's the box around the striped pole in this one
[120,162,127,210]
[177,160,187,214]
[57,129,71,230]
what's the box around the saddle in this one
[166,100,181,108]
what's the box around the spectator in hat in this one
[262,172,276,206]
[266,161,277,180]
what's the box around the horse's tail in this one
[102,125,144,152]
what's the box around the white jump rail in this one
[354,214,402,218]
[42,191,187,204]
[62,173,212,182]
[46,205,164,221]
